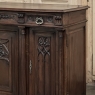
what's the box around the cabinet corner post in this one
[18,26,26,35]
[18,26,27,95]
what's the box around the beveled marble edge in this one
[0,2,89,12]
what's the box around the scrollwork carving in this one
[54,15,62,26]
[0,14,15,19]
[38,37,50,62]
[17,13,25,24]
[0,39,9,62]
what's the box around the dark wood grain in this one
[69,27,85,95]
[18,26,27,95]
[0,3,88,95]
[29,29,56,95]
[0,25,18,95]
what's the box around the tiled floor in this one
[86,85,95,95]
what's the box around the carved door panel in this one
[0,25,18,95]
[29,29,61,95]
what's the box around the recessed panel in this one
[0,26,18,95]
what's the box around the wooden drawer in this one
[0,12,63,27]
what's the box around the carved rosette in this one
[38,37,50,62]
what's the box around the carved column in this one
[58,30,64,95]
[18,26,26,95]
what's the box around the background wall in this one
[85,0,93,84]
[0,0,30,3]
[0,0,94,85]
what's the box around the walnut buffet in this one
[0,2,88,95]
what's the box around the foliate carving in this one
[17,13,25,24]
[38,37,50,62]
[0,12,63,26]
[0,13,25,24]
[27,15,35,21]
[54,15,62,26]
[47,16,53,23]
[0,39,9,62]
[27,15,53,24]
[0,14,15,19]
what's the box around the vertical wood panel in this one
[0,25,18,95]
[69,28,85,95]
[29,30,57,95]
[18,26,26,95]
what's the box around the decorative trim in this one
[0,39,9,62]
[0,13,15,19]
[54,15,62,26]
[17,13,25,24]
[38,37,50,62]
[27,15,53,24]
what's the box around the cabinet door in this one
[29,29,59,95]
[0,25,18,95]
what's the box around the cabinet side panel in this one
[69,27,85,95]
[68,10,86,25]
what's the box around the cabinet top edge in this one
[0,2,89,13]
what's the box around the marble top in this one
[0,2,89,12]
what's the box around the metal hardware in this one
[29,60,32,74]
[35,17,43,25]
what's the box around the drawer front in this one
[0,12,63,27]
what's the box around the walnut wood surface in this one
[0,3,88,95]
[0,25,18,95]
